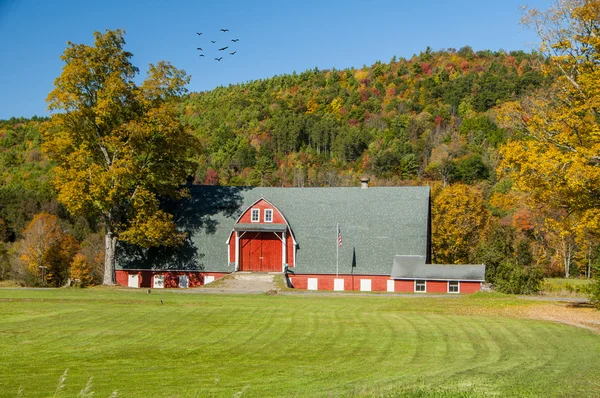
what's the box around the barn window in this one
[179,275,188,288]
[264,209,273,222]
[448,281,459,293]
[153,274,164,289]
[415,280,426,292]
[251,208,260,222]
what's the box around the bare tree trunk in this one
[103,231,117,285]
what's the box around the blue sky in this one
[0,0,548,119]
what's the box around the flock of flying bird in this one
[195,29,240,61]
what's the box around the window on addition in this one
[264,209,273,222]
[448,281,460,293]
[415,280,426,292]
[251,208,260,222]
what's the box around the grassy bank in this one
[0,288,598,397]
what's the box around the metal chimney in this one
[360,176,370,189]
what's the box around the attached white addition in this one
[179,275,188,289]
[204,275,215,284]
[386,279,395,292]
[360,279,372,292]
[128,274,139,288]
[251,208,260,222]
[448,281,460,294]
[153,274,164,289]
[264,208,273,223]
[307,278,318,290]
[334,278,345,291]
[414,280,426,293]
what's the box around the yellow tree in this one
[431,184,489,264]
[499,0,600,240]
[41,30,197,285]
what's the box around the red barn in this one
[116,183,485,293]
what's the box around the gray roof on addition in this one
[117,185,431,275]
[391,255,485,281]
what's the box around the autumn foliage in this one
[41,30,197,284]
[19,213,78,286]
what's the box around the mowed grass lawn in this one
[0,289,599,397]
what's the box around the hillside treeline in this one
[184,47,547,188]
[0,47,595,290]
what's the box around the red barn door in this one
[239,232,282,272]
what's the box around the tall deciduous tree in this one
[498,0,600,237]
[41,30,197,285]
[431,184,489,264]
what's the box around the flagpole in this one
[336,223,339,279]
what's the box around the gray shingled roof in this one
[391,255,485,281]
[117,185,430,275]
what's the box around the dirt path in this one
[513,303,600,334]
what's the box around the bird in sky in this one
[230,51,236,55]
[196,47,203,51]
[199,54,205,57]
[218,46,229,51]
[231,39,239,42]
[196,32,202,36]
[211,40,216,43]
[215,57,223,61]
[220,28,229,32]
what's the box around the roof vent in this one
[360,176,370,189]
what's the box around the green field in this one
[0,289,599,397]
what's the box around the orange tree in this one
[41,30,197,285]
[19,212,78,286]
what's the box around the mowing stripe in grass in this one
[0,290,599,397]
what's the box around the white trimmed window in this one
[448,281,460,294]
[307,278,318,290]
[334,278,344,291]
[179,275,188,289]
[251,208,260,222]
[153,274,164,289]
[204,275,215,284]
[415,280,426,293]
[128,274,139,288]
[264,209,273,223]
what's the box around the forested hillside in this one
[3,45,595,289]
[183,47,547,187]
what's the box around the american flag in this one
[337,223,342,247]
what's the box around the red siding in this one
[286,234,294,267]
[427,281,447,293]
[393,279,481,294]
[395,280,414,292]
[288,274,392,291]
[115,271,482,293]
[115,270,228,288]
[239,199,286,224]
[229,231,235,263]
[287,275,481,294]
[460,282,482,294]
[116,270,129,286]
